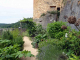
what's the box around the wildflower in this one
[62,52,65,54]
[65,33,68,38]
[54,20,56,22]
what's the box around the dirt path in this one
[21,36,38,60]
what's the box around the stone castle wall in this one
[33,0,63,19]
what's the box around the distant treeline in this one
[0,18,33,28]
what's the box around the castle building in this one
[33,0,63,19]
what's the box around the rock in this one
[59,0,80,31]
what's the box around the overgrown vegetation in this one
[47,10,57,14]
[20,18,36,37]
[0,29,34,60]
[3,18,80,60]
[47,21,67,38]
[23,19,80,60]
[40,13,46,17]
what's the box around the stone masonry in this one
[33,0,63,19]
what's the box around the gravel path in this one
[21,36,38,60]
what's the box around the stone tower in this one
[33,0,63,19]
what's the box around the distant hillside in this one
[0,22,27,28]
[0,18,33,28]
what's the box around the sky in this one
[0,0,33,24]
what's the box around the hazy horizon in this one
[0,0,33,24]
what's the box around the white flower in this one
[65,33,68,37]
[62,52,65,54]
[54,20,56,22]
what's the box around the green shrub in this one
[47,10,57,14]
[68,54,80,60]
[40,13,46,17]
[11,29,20,39]
[55,31,64,39]
[59,30,80,56]
[31,34,47,48]
[55,29,69,39]
[2,30,24,51]
[35,24,46,36]
[35,34,47,43]
[20,18,36,37]
[12,35,24,50]
[0,40,11,48]
[37,44,67,60]
[47,21,66,38]
[38,39,58,49]
[2,30,13,40]
[0,44,34,60]
[27,26,36,37]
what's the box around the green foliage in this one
[0,18,33,28]
[2,30,24,50]
[57,10,60,18]
[47,10,57,14]
[40,13,46,17]
[68,54,80,60]
[31,34,47,48]
[12,35,24,50]
[2,30,13,40]
[38,39,58,49]
[58,30,80,56]
[20,18,33,23]
[37,44,67,60]
[0,44,34,60]
[35,24,46,35]
[20,18,36,37]
[55,31,64,39]
[35,34,47,43]
[47,21,66,38]
[11,29,20,39]
[0,40,11,48]
[27,26,36,37]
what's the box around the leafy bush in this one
[35,24,46,36]
[31,34,47,48]
[47,21,66,38]
[2,30,24,51]
[12,35,24,50]
[2,30,13,40]
[68,54,80,60]
[27,26,36,37]
[47,10,57,14]
[11,29,24,50]
[58,30,80,56]
[38,39,58,49]
[40,13,46,17]
[20,18,36,37]
[11,29,20,39]
[35,34,47,43]
[37,44,67,60]
[0,44,34,60]
[0,40,11,48]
